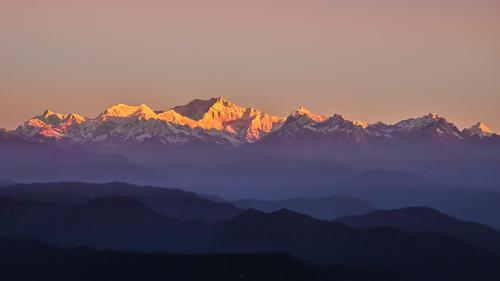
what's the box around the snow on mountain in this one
[352,120,369,128]
[267,110,481,145]
[269,108,371,144]
[172,98,220,121]
[99,103,157,120]
[9,99,497,146]
[16,110,89,140]
[289,107,327,123]
[88,103,198,144]
[463,122,494,138]
[390,113,464,140]
[14,97,285,145]
[172,97,285,142]
[276,107,327,136]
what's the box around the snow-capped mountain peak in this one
[392,113,463,139]
[41,109,65,120]
[464,122,494,138]
[172,97,223,121]
[35,110,68,126]
[9,99,497,146]
[426,113,440,120]
[101,103,156,120]
[172,97,285,142]
[15,109,74,139]
[64,113,86,123]
[394,113,445,130]
[353,120,369,128]
[289,107,326,122]
[13,97,286,145]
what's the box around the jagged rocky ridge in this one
[8,97,497,146]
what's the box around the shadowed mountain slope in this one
[0,182,241,222]
[336,207,500,255]
[1,195,499,280]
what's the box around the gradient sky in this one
[1,0,499,131]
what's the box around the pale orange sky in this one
[1,0,499,131]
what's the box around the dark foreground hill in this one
[207,209,500,281]
[1,196,500,281]
[336,207,500,255]
[0,237,408,281]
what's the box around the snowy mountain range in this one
[7,97,497,146]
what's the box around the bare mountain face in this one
[8,97,498,147]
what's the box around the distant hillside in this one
[336,207,500,255]
[0,135,170,185]
[0,182,241,222]
[233,196,375,220]
[0,179,13,187]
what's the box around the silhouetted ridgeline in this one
[233,196,375,220]
[0,237,409,281]
[2,183,500,280]
[0,182,240,222]
[336,207,500,255]
[0,179,13,187]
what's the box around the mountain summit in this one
[9,98,497,146]
[289,107,327,123]
[464,122,493,138]
[15,97,285,145]
[100,103,157,120]
[172,97,285,142]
